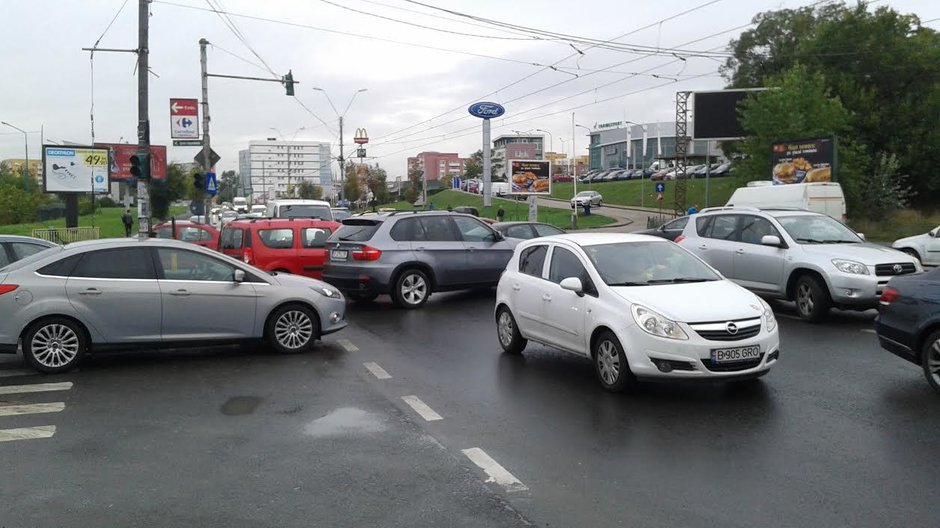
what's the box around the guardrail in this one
[31,227,100,244]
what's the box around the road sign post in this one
[205,171,218,196]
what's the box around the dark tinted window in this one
[0,245,10,268]
[549,247,590,286]
[533,224,564,237]
[10,242,50,260]
[739,216,780,245]
[36,253,81,277]
[519,245,548,277]
[506,225,534,239]
[332,221,381,242]
[302,227,332,248]
[418,217,458,242]
[258,228,294,249]
[220,228,244,250]
[700,215,739,240]
[390,218,424,241]
[664,217,689,231]
[71,248,155,280]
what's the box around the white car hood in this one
[611,280,764,323]
[799,243,915,265]
[891,233,928,249]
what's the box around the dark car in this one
[323,212,519,308]
[634,216,690,241]
[493,222,565,240]
[876,267,940,393]
[452,206,479,216]
[0,235,57,268]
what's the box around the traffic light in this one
[283,70,294,96]
[193,172,203,191]
[129,153,150,181]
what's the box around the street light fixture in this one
[1,121,29,190]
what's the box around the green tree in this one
[463,150,482,179]
[297,180,323,200]
[405,165,422,204]
[854,153,912,221]
[216,170,237,203]
[361,164,389,204]
[344,165,362,203]
[150,163,193,220]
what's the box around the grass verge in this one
[549,176,741,209]
[0,206,187,238]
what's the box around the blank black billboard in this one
[692,90,758,140]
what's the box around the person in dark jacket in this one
[121,209,133,237]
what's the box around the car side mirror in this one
[857,233,866,241]
[233,269,246,283]
[559,277,584,296]
[760,235,783,247]
[929,228,938,238]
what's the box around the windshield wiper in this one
[795,237,825,244]
[822,239,860,244]
[607,281,650,286]
[646,277,714,284]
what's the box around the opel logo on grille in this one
[726,322,738,335]
[893,264,903,273]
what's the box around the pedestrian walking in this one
[121,209,133,237]
[496,205,505,222]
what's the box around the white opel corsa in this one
[494,233,781,391]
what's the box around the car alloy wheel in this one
[24,318,86,373]
[923,331,940,394]
[794,275,830,323]
[269,306,319,353]
[393,269,430,309]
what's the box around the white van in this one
[233,197,249,213]
[726,182,847,221]
[264,199,334,221]
[491,182,511,197]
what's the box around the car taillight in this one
[674,235,686,243]
[243,247,253,265]
[0,285,19,295]
[352,246,382,261]
[880,287,900,306]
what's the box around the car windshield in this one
[583,241,720,286]
[577,192,593,197]
[775,215,861,244]
[282,204,333,220]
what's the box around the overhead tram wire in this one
[88,0,131,144]
[371,0,729,143]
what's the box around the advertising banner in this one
[42,146,110,193]
[771,137,834,184]
[95,144,168,182]
[170,98,199,139]
[510,160,551,195]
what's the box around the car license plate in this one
[711,345,760,363]
[331,250,348,261]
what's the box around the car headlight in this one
[312,286,340,298]
[631,304,688,340]
[759,298,777,332]
[832,259,869,275]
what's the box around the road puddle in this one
[303,407,387,437]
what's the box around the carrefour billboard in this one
[42,146,110,193]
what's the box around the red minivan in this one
[219,218,341,279]
[153,221,221,249]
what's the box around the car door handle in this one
[736,248,746,254]
[698,245,708,250]
[512,283,521,291]
[170,289,191,297]
[79,288,102,296]
[542,293,552,302]
[415,246,425,252]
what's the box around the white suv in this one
[494,233,780,391]
[676,207,922,322]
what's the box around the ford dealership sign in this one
[468,102,505,119]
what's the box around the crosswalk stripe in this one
[0,402,66,417]
[0,425,56,442]
[0,369,34,379]
[0,382,73,395]
[401,395,443,421]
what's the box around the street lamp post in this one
[313,87,367,205]
[1,121,29,190]
[575,123,592,189]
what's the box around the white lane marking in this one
[462,447,528,493]
[0,382,73,395]
[0,402,65,417]
[776,313,802,321]
[337,339,359,353]
[0,369,34,379]
[860,328,876,334]
[0,425,56,442]
[401,395,442,421]
[363,362,391,380]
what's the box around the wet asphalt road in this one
[1,291,938,527]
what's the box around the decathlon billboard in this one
[42,145,110,193]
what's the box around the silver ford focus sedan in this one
[0,238,347,373]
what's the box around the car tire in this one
[266,304,320,354]
[921,330,940,394]
[593,330,636,392]
[794,275,831,323]
[23,317,86,374]
[900,248,921,263]
[392,269,430,309]
[495,306,526,354]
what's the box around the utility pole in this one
[571,112,577,229]
[338,115,345,203]
[136,0,151,236]
[199,38,211,218]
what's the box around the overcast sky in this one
[2,0,937,179]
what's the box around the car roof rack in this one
[757,206,809,211]
[698,205,761,213]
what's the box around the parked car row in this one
[579,163,734,184]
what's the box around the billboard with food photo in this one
[510,160,551,195]
[771,137,834,185]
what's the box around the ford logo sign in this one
[468,102,505,119]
